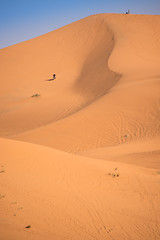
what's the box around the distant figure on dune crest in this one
[126,9,130,14]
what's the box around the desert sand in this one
[0,13,160,240]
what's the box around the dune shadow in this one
[45,79,55,82]
[72,26,121,106]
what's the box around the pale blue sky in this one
[0,0,160,49]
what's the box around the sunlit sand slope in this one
[0,14,119,136]
[80,137,160,169]
[0,138,160,240]
[12,14,160,154]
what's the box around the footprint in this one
[17,207,23,210]
[0,194,5,199]
[10,202,17,204]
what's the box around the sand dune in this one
[0,13,160,240]
[13,75,160,154]
[80,137,160,169]
[0,15,119,137]
[1,138,160,240]
[10,14,160,154]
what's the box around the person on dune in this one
[53,74,56,80]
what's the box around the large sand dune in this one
[0,13,160,239]
[0,15,119,136]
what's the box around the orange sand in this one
[0,14,160,240]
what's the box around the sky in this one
[0,0,160,49]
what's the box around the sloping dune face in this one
[0,13,160,240]
[12,14,160,157]
[1,138,160,240]
[0,15,119,136]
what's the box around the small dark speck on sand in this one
[25,225,31,229]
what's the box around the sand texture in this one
[0,13,160,240]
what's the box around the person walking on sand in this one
[53,74,56,80]
[126,9,130,14]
